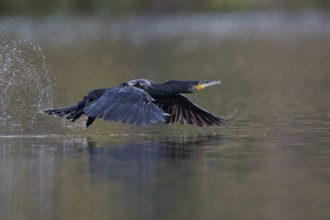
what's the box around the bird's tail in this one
[44,89,106,128]
[44,104,84,123]
[44,98,96,127]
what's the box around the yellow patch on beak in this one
[196,84,204,91]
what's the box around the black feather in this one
[155,94,229,127]
[84,84,168,125]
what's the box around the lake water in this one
[1,11,330,220]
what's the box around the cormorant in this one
[44,79,230,127]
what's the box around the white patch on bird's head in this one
[127,79,155,89]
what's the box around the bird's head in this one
[163,80,221,93]
[127,79,221,95]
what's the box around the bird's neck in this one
[158,81,193,94]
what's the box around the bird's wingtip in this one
[222,109,238,123]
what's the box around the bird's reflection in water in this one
[85,134,225,183]
[82,134,226,220]
[0,134,226,220]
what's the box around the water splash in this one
[0,36,55,134]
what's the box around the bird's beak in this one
[196,80,221,91]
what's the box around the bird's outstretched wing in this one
[84,84,169,125]
[155,94,229,127]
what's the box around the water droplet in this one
[0,37,56,135]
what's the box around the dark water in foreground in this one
[1,123,330,220]
[1,11,330,220]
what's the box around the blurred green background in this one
[1,0,329,16]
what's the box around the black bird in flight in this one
[44,79,230,127]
